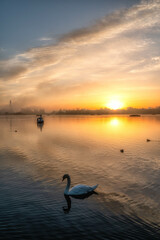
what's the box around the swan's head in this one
[62,174,70,181]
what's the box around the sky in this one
[0,0,160,111]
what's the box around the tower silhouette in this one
[9,100,13,113]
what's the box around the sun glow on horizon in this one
[106,99,124,110]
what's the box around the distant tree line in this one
[0,106,160,115]
[0,107,45,115]
[52,106,160,115]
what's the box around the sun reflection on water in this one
[110,118,119,127]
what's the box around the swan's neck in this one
[64,176,71,195]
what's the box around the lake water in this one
[0,115,160,239]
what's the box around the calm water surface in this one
[0,115,160,239]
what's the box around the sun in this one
[106,99,123,110]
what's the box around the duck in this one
[146,139,151,142]
[62,174,98,196]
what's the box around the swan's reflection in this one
[63,195,71,213]
[63,191,98,214]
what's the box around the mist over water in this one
[0,115,160,239]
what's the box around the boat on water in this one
[129,114,141,117]
[37,115,44,123]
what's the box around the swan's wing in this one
[69,184,92,195]
[69,184,97,195]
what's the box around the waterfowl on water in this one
[62,174,98,196]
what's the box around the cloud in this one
[0,62,27,81]
[60,0,160,44]
[0,0,160,110]
[38,37,53,41]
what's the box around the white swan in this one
[62,174,98,196]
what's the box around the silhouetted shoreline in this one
[51,106,160,115]
[0,106,160,115]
